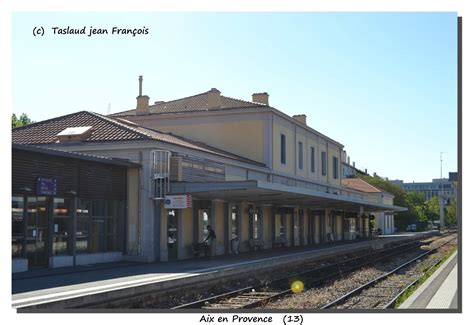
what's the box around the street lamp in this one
[439,152,445,229]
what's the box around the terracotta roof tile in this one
[110,90,266,117]
[342,178,383,193]
[12,111,264,166]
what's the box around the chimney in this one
[348,156,351,165]
[207,88,221,109]
[292,114,307,125]
[136,75,150,115]
[252,92,269,105]
[353,162,356,168]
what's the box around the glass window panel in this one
[53,198,69,216]
[12,196,24,238]
[298,141,303,169]
[76,216,89,253]
[91,219,106,253]
[106,200,116,217]
[77,200,91,216]
[107,217,116,236]
[280,134,286,164]
[53,218,70,236]
[333,157,339,179]
[27,197,37,227]
[107,235,116,251]
[230,205,238,239]
[76,217,90,236]
[253,207,261,240]
[92,200,105,217]
[12,238,23,258]
[199,209,210,241]
[52,236,69,255]
[321,152,327,176]
[75,237,88,253]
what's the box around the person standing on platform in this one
[204,225,216,257]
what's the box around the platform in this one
[12,231,437,310]
[398,250,458,310]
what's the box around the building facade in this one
[12,144,138,272]
[392,176,457,203]
[342,178,396,235]
[12,78,406,271]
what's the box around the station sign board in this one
[164,194,192,209]
[36,177,57,196]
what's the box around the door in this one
[26,196,49,268]
[292,211,299,246]
[229,205,239,253]
[319,212,325,243]
[167,209,178,261]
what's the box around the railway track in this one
[172,233,453,309]
[321,234,457,309]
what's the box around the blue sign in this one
[36,177,57,196]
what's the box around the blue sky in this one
[12,12,458,182]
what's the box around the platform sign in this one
[164,194,192,209]
[36,177,57,196]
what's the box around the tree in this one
[426,196,440,221]
[12,113,34,128]
[358,174,411,230]
[445,200,457,226]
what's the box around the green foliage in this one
[357,174,441,231]
[446,200,457,225]
[426,197,440,221]
[406,191,425,207]
[12,113,33,128]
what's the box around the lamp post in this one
[439,152,445,229]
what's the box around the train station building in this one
[11,78,405,271]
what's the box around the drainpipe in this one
[137,151,143,255]
[294,123,297,178]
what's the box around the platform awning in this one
[169,180,407,213]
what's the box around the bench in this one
[192,242,207,257]
[249,239,265,251]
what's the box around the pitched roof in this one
[110,90,266,117]
[109,88,345,148]
[342,178,384,194]
[12,111,265,166]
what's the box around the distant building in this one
[391,176,457,203]
[342,178,396,235]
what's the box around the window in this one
[76,200,90,253]
[310,147,315,173]
[91,200,106,253]
[280,134,286,164]
[199,209,210,242]
[251,207,262,240]
[321,151,327,176]
[298,141,303,169]
[106,201,118,251]
[230,205,239,240]
[12,196,24,258]
[333,156,339,179]
[52,198,71,255]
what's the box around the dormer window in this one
[56,126,93,143]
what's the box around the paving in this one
[398,250,458,310]
[12,231,436,309]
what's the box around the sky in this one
[12,12,458,183]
